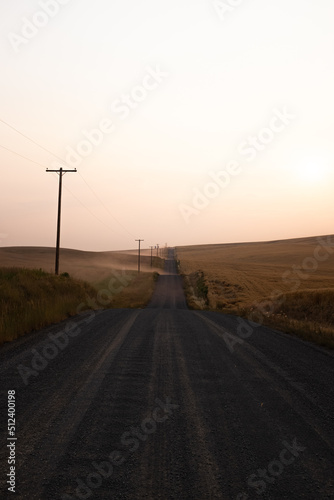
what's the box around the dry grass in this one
[0,246,163,344]
[176,235,334,348]
[109,272,159,308]
[241,288,334,349]
[93,271,159,309]
[0,268,97,344]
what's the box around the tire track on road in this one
[13,310,141,500]
[171,313,224,499]
[195,312,334,451]
[131,310,182,499]
[194,311,334,496]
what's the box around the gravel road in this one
[0,249,333,499]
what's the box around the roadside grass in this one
[0,267,160,345]
[176,237,334,349]
[93,271,160,309]
[110,271,159,308]
[179,271,209,310]
[0,267,97,345]
[151,256,166,270]
[239,289,334,349]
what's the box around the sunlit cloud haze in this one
[1,0,333,251]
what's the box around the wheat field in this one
[176,235,334,347]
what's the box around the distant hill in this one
[0,246,162,283]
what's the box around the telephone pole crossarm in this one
[46,169,77,173]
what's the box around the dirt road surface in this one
[1,250,333,499]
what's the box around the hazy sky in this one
[1,0,334,251]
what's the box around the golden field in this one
[0,246,164,283]
[0,247,164,344]
[0,268,96,344]
[176,235,334,348]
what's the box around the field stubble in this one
[176,236,334,348]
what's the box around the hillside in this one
[176,235,334,347]
[0,246,164,283]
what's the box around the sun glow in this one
[295,156,330,183]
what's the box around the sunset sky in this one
[1,0,334,251]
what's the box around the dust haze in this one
[0,247,167,283]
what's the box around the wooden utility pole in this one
[156,244,159,257]
[46,167,77,275]
[149,246,154,267]
[135,239,144,273]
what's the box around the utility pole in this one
[149,246,154,267]
[156,244,159,257]
[46,167,77,275]
[135,239,144,273]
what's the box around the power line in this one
[0,142,129,239]
[0,144,47,169]
[62,187,127,238]
[0,117,136,238]
[77,171,136,238]
[0,117,65,162]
